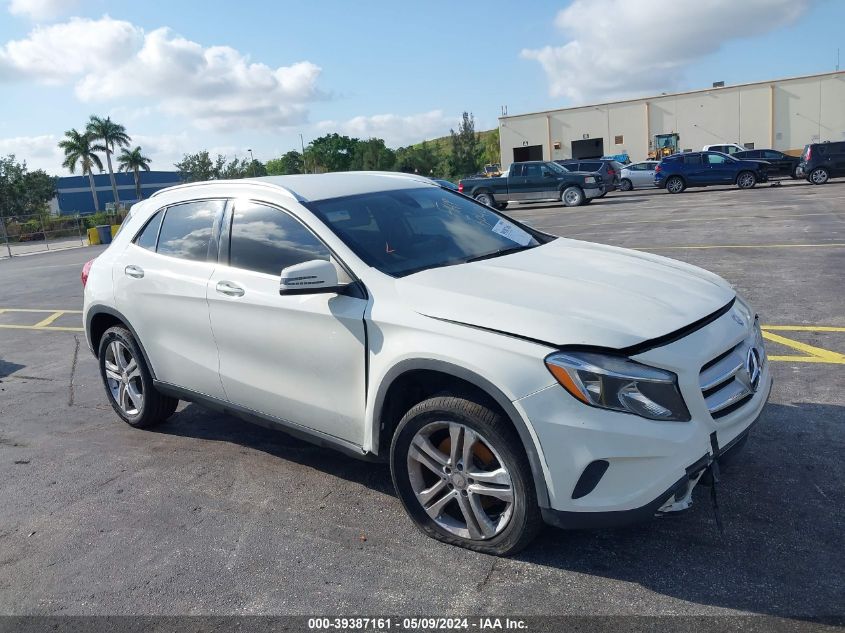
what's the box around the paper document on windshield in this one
[491,219,532,246]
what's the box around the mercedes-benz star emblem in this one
[746,347,762,392]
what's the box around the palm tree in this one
[117,146,151,201]
[58,129,103,212]
[86,115,130,207]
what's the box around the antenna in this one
[837,48,840,71]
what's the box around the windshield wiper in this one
[465,244,536,263]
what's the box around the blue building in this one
[53,170,181,215]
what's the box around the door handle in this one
[216,281,245,297]
[124,265,144,279]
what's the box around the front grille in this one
[699,332,764,420]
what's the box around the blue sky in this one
[0,0,842,174]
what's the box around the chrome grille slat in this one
[705,380,753,414]
[699,349,745,392]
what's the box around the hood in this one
[397,238,734,350]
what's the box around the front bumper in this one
[513,300,772,528]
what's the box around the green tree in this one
[116,146,151,201]
[479,128,500,168]
[266,150,304,175]
[86,115,130,206]
[350,138,396,171]
[448,112,481,178]
[0,155,56,218]
[395,140,442,176]
[175,151,216,182]
[58,129,103,211]
[305,133,358,172]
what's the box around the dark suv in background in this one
[654,151,769,193]
[555,159,623,194]
[734,149,801,179]
[797,141,845,184]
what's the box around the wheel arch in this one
[372,359,550,507]
[86,305,157,381]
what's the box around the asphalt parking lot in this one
[0,180,843,622]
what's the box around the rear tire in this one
[620,178,633,191]
[666,176,685,194]
[475,192,494,206]
[792,165,801,179]
[495,202,508,210]
[809,167,829,185]
[736,171,756,189]
[98,326,178,429]
[561,186,585,207]
[390,396,542,556]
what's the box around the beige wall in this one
[499,72,845,167]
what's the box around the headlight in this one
[545,351,690,421]
[584,176,596,184]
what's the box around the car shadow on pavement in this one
[516,401,844,620]
[156,403,395,495]
[0,359,26,380]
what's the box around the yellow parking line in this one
[762,331,845,365]
[763,325,845,332]
[0,324,83,332]
[634,243,845,251]
[32,311,66,328]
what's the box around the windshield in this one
[307,187,546,277]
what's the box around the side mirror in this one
[279,259,340,295]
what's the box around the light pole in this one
[247,149,255,177]
[299,133,308,173]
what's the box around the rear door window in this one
[157,200,224,262]
[580,162,602,172]
[683,154,703,166]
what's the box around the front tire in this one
[495,202,508,210]
[620,178,633,191]
[736,171,756,189]
[475,192,494,206]
[98,326,178,429]
[561,186,585,207]
[666,176,685,194]
[809,167,829,185]
[390,396,542,556]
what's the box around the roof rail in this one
[150,179,308,202]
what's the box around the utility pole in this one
[247,149,255,177]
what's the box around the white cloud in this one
[7,0,78,20]
[0,17,323,130]
[0,134,64,173]
[521,0,814,103]
[316,110,456,147]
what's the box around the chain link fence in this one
[0,211,127,258]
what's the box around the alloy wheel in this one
[406,421,514,540]
[810,168,829,184]
[667,177,683,193]
[738,172,755,188]
[104,340,144,416]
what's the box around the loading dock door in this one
[513,145,543,162]
[571,138,604,159]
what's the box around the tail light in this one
[655,164,662,173]
[607,168,616,176]
[804,147,811,161]
[458,182,464,193]
[81,259,94,288]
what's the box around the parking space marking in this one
[632,242,845,251]
[761,326,845,364]
[548,211,838,231]
[0,308,83,333]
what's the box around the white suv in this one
[82,173,771,555]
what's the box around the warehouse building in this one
[50,170,181,215]
[499,71,845,168]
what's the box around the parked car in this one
[459,160,603,208]
[702,143,746,155]
[796,141,845,184]
[620,161,659,190]
[430,178,458,190]
[733,149,801,179]
[83,173,771,555]
[555,159,623,193]
[655,151,769,193]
